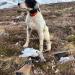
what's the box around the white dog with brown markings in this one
[18,0,51,52]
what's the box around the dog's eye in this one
[36,51,38,53]
[18,3,20,6]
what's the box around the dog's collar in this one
[30,12,37,16]
[29,8,40,17]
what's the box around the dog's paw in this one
[47,44,51,51]
[23,44,28,48]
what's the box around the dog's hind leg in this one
[23,26,31,48]
[44,26,51,51]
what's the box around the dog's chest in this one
[25,12,46,30]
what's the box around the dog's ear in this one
[19,2,27,9]
[34,3,39,9]
[34,3,40,11]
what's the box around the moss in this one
[66,35,75,44]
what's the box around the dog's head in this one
[18,0,38,9]
[25,0,37,8]
[18,0,40,16]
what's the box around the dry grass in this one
[0,2,75,75]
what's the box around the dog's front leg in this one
[39,30,44,52]
[23,26,30,48]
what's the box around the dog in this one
[18,0,51,52]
